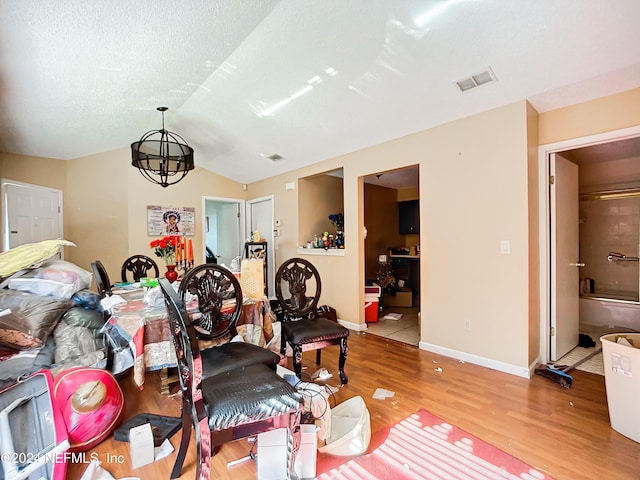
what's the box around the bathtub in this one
[580,292,640,330]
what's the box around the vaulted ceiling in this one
[1,1,639,185]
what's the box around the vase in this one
[165,264,178,283]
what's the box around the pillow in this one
[8,277,78,299]
[0,289,71,350]
[38,260,93,290]
[6,260,93,299]
[0,239,76,278]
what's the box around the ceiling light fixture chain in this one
[131,106,194,188]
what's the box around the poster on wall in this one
[147,205,196,236]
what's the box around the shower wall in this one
[579,196,640,300]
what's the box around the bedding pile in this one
[0,258,107,389]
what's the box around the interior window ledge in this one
[297,247,345,256]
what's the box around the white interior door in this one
[1,179,63,251]
[247,196,274,297]
[550,153,580,360]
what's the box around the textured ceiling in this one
[1,0,639,185]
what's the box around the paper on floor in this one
[383,313,403,320]
[373,387,395,400]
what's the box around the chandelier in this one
[131,107,194,187]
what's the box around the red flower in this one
[150,236,176,265]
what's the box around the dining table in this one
[105,284,278,393]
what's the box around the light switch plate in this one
[500,240,511,254]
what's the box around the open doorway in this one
[362,165,420,345]
[542,128,640,374]
[203,197,245,269]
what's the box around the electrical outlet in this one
[464,319,471,331]
[273,228,280,237]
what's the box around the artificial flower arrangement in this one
[328,213,344,231]
[149,236,176,265]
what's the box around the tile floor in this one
[365,305,420,346]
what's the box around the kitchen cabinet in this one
[390,255,420,290]
[398,200,419,234]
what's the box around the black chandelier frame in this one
[131,107,194,188]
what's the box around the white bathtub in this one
[580,293,640,330]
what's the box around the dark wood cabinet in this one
[398,200,419,234]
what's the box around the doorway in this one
[246,196,275,297]
[540,125,640,366]
[203,197,245,269]
[362,165,420,345]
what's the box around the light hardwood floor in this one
[66,331,639,480]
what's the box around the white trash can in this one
[318,395,371,456]
[601,333,640,443]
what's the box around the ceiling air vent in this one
[266,153,284,162]
[455,67,497,93]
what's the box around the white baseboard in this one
[339,319,367,331]
[419,341,531,379]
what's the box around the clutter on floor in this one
[372,387,395,400]
[0,370,69,480]
[114,413,182,447]
[53,367,124,452]
[382,313,403,321]
[601,333,640,443]
[318,395,371,456]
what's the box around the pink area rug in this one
[316,409,554,480]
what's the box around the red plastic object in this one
[53,367,124,452]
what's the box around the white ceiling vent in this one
[455,67,497,93]
[266,153,284,162]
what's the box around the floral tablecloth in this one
[107,289,277,389]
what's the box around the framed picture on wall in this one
[147,205,195,236]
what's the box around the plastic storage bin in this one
[318,395,371,456]
[601,333,640,443]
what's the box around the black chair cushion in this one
[282,317,349,344]
[201,363,302,431]
[201,342,281,379]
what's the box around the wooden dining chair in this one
[91,260,112,298]
[121,254,159,282]
[159,278,302,480]
[178,263,282,378]
[275,257,350,384]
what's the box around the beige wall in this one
[539,88,640,145]
[1,148,246,284]
[4,87,640,376]
[579,156,640,190]
[253,100,533,371]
